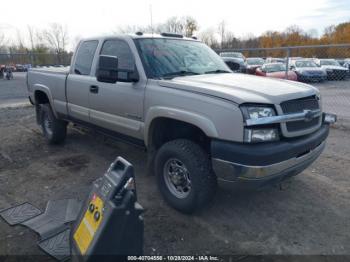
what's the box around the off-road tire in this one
[39,103,67,144]
[155,139,217,213]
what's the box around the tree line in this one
[0,23,71,66]
[1,18,350,66]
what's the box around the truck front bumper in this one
[211,124,329,187]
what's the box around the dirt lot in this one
[0,74,350,260]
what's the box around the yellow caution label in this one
[73,194,104,255]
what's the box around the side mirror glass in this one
[97,55,119,83]
[97,55,139,83]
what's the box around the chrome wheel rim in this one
[163,158,191,199]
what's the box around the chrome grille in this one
[280,96,320,133]
[285,118,320,132]
[280,95,319,114]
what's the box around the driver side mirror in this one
[290,65,295,70]
[97,55,139,83]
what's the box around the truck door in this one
[88,38,146,140]
[66,40,99,122]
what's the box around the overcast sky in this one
[1,0,349,49]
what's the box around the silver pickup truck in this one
[27,33,336,213]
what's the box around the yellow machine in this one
[71,157,144,260]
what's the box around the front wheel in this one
[39,104,67,144]
[155,139,217,213]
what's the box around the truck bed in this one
[30,66,70,75]
[27,67,70,116]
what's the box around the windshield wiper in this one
[204,69,231,74]
[161,70,200,79]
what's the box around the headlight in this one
[240,105,279,142]
[241,106,276,120]
[244,128,279,142]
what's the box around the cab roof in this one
[81,33,199,42]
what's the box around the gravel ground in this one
[0,73,349,260]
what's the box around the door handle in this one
[90,85,99,94]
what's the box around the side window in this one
[100,40,135,71]
[74,40,98,75]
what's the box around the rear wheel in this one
[39,104,67,144]
[155,139,217,213]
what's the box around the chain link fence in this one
[216,44,350,125]
[1,45,349,125]
[0,53,72,68]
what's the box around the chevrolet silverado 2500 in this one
[27,33,336,213]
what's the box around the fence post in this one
[29,52,34,67]
[285,47,290,80]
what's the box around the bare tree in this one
[163,16,184,34]
[43,23,69,54]
[198,28,219,48]
[114,25,146,34]
[72,35,82,50]
[27,25,36,50]
[16,29,26,51]
[222,31,240,49]
[0,32,7,53]
[0,32,6,47]
[183,16,198,37]
[218,20,226,48]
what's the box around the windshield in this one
[247,58,264,65]
[136,38,230,79]
[295,61,317,68]
[264,63,286,72]
[320,60,340,66]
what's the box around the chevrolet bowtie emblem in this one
[304,110,317,122]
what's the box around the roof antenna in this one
[150,4,154,35]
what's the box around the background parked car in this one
[336,59,346,66]
[265,57,286,64]
[343,59,350,78]
[15,64,26,72]
[246,57,265,74]
[23,64,32,71]
[256,63,298,81]
[8,65,16,71]
[0,65,5,79]
[222,57,247,73]
[314,59,348,80]
[220,52,247,73]
[288,57,304,63]
[219,52,246,61]
[290,59,327,82]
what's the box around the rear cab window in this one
[74,40,99,75]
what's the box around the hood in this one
[158,73,317,104]
[321,65,348,70]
